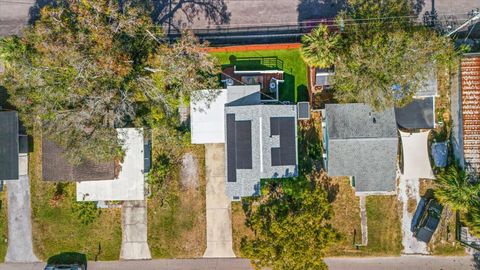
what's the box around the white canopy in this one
[400,130,435,179]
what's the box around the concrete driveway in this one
[120,200,151,260]
[203,144,235,258]
[5,155,38,263]
[398,131,435,254]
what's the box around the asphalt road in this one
[0,256,477,270]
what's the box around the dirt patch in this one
[407,198,417,213]
[207,43,301,53]
[180,152,199,190]
[324,177,362,256]
[231,202,255,256]
[419,179,435,197]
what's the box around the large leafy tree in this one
[0,0,219,163]
[301,0,459,111]
[435,164,480,212]
[240,177,339,270]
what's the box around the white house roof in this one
[190,90,228,144]
[190,85,261,144]
[76,128,145,201]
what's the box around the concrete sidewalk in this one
[4,155,38,263]
[203,144,235,258]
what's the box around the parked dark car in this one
[44,264,85,270]
[413,198,443,243]
[45,252,87,270]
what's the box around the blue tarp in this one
[432,142,448,167]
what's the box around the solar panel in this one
[270,117,296,166]
[235,121,252,169]
[226,114,253,182]
[226,114,237,182]
[297,102,310,120]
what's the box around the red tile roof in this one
[461,56,480,172]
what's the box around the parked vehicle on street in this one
[44,264,85,270]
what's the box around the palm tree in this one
[435,164,480,212]
[300,25,341,68]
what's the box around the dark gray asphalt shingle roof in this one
[0,111,19,180]
[395,97,434,129]
[42,138,116,182]
[325,104,398,193]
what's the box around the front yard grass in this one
[364,196,403,256]
[325,179,402,256]
[210,48,309,102]
[147,143,206,258]
[30,135,122,261]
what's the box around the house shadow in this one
[47,252,87,269]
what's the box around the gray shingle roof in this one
[42,138,116,182]
[325,103,398,193]
[225,104,298,198]
[0,111,19,180]
[326,104,398,140]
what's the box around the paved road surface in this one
[4,155,38,263]
[203,144,235,258]
[0,256,477,270]
[325,256,476,270]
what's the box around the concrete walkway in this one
[120,200,152,260]
[203,144,235,258]
[359,195,368,246]
[4,155,38,263]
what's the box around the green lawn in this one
[364,196,403,255]
[30,135,122,261]
[210,49,309,102]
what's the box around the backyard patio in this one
[210,48,309,103]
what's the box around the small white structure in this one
[76,128,145,201]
